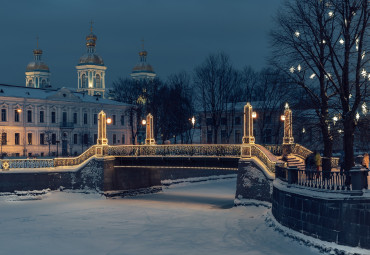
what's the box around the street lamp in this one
[191,116,195,128]
[252,112,257,119]
[106,117,112,125]
[142,119,147,125]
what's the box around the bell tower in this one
[76,22,107,97]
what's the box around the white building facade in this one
[0,85,132,158]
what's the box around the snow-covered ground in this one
[0,175,367,255]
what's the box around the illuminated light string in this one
[362,103,368,115]
[361,69,367,78]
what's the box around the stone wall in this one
[0,157,105,192]
[272,180,370,249]
[0,156,238,193]
[235,158,274,202]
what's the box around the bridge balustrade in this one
[0,159,54,170]
[107,144,241,157]
[54,146,96,167]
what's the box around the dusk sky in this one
[0,0,283,89]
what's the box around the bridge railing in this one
[261,144,282,156]
[251,145,280,173]
[54,145,96,167]
[107,144,241,157]
[0,158,54,170]
[291,143,313,159]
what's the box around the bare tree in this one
[241,66,259,103]
[254,69,290,145]
[194,52,242,144]
[111,78,143,144]
[162,71,194,144]
[324,0,369,172]
[271,0,341,172]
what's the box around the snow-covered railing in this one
[107,144,241,157]
[0,159,54,170]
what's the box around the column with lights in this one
[282,103,294,145]
[145,113,155,145]
[241,102,256,157]
[96,110,108,155]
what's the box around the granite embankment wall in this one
[0,156,238,192]
[272,180,370,249]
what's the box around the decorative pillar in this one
[145,113,155,145]
[96,110,108,156]
[283,104,294,145]
[241,102,255,158]
[242,102,255,144]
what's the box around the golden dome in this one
[33,49,43,55]
[139,50,147,57]
[86,32,97,47]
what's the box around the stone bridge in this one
[0,107,320,193]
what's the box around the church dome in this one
[78,24,104,66]
[26,61,50,72]
[26,49,50,72]
[132,63,154,73]
[78,53,104,65]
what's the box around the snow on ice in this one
[0,176,368,255]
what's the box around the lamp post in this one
[190,116,195,144]
[281,103,294,145]
[141,119,146,144]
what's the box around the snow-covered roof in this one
[0,84,131,106]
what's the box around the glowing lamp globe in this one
[252,112,257,119]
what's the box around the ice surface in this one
[0,176,367,255]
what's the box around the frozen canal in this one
[0,175,357,255]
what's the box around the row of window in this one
[0,132,126,146]
[0,109,125,126]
